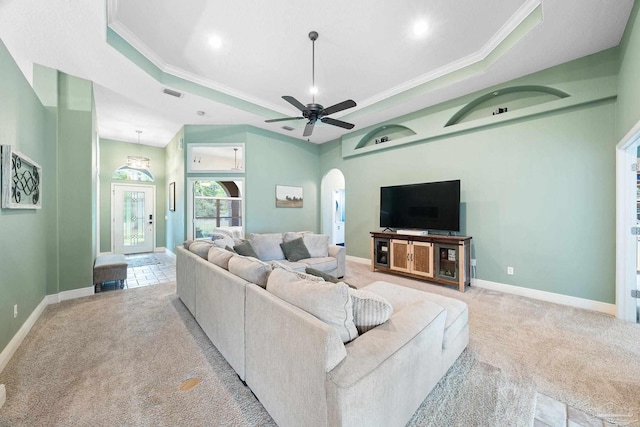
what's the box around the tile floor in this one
[125,252,176,289]
[533,393,624,427]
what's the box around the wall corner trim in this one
[472,278,617,316]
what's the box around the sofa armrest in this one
[245,283,346,427]
[328,245,346,278]
[325,299,447,427]
[328,298,445,387]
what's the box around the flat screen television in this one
[380,180,460,232]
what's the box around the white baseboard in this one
[0,384,5,409]
[163,248,176,259]
[472,278,617,316]
[346,255,370,265]
[346,257,616,316]
[46,286,95,304]
[98,251,113,256]
[0,295,48,374]
[154,247,166,253]
[1,285,96,376]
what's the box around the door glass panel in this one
[123,191,145,247]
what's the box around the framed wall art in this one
[276,185,303,208]
[1,145,42,209]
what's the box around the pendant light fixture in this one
[126,130,151,169]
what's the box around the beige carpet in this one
[0,263,639,426]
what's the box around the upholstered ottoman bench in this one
[93,254,128,293]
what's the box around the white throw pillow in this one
[228,255,273,288]
[267,268,358,343]
[249,233,286,261]
[208,246,234,270]
[349,288,394,334]
[302,234,329,258]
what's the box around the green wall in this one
[56,73,96,292]
[165,129,185,254]
[183,125,321,237]
[0,39,53,353]
[618,1,640,139]
[321,51,619,304]
[99,138,167,253]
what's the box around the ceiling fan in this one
[265,31,357,137]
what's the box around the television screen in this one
[380,180,460,231]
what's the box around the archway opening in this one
[321,169,346,246]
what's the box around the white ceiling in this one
[0,0,634,147]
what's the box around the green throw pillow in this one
[280,237,311,262]
[234,241,259,258]
[306,267,356,289]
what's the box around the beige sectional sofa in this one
[176,234,469,427]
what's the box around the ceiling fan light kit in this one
[265,31,357,137]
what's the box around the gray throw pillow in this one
[280,237,311,262]
[306,267,356,289]
[234,241,258,258]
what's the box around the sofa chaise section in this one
[245,281,452,427]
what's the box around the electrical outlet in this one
[507,266,514,275]
[470,259,477,267]
[13,304,17,318]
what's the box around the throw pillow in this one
[271,261,325,282]
[234,241,259,258]
[228,255,272,288]
[283,231,313,242]
[349,288,394,334]
[212,235,235,249]
[280,237,311,262]
[225,245,237,253]
[189,240,213,259]
[267,268,358,343]
[249,233,286,261]
[302,234,330,258]
[305,267,356,289]
[183,239,194,249]
[208,246,234,270]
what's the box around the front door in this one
[113,184,155,254]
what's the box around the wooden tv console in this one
[370,231,472,292]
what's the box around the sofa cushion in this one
[267,268,358,343]
[208,246,234,270]
[234,241,259,258]
[348,288,394,334]
[299,256,337,272]
[280,237,311,262]
[228,255,272,288]
[189,240,213,259]
[183,239,194,249]
[249,233,286,261]
[270,261,325,282]
[283,231,312,242]
[302,234,329,258]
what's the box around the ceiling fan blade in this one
[282,96,307,112]
[321,99,357,116]
[321,117,355,130]
[265,116,304,123]
[303,121,315,137]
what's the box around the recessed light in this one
[412,20,429,38]
[208,35,223,49]
[197,111,205,116]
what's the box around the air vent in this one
[282,126,294,131]
[163,88,183,98]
